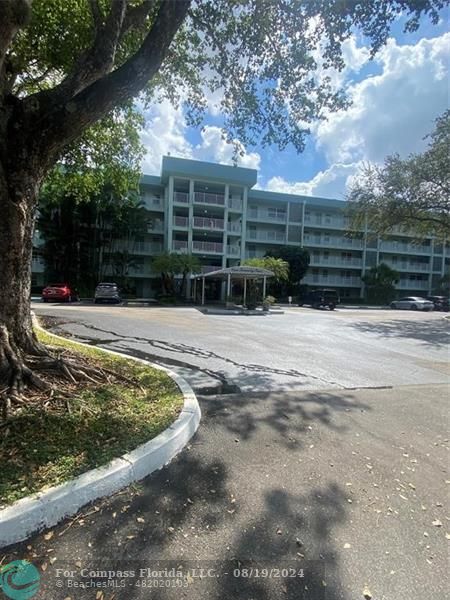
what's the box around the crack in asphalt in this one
[43,317,344,390]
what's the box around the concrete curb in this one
[0,323,201,548]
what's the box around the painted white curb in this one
[0,322,201,548]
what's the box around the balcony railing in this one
[379,241,431,254]
[304,236,363,250]
[248,209,287,223]
[148,220,164,232]
[172,240,189,253]
[303,274,362,287]
[174,191,189,204]
[228,198,243,211]
[382,260,430,273]
[396,280,429,290]
[193,216,224,230]
[142,195,163,210]
[227,245,241,256]
[192,240,223,254]
[227,223,242,234]
[173,216,189,228]
[247,230,286,243]
[194,191,225,206]
[309,256,363,268]
[304,216,349,229]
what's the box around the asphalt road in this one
[31,303,450,393]
[2,305,449,599]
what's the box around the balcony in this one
[245,250,266,259]
[192,240,223,254]
[142,195,163,211]
[227,222,242,234]
[193,216,224,230]
[396,280,429,290]
[173,216,189,228]
[174,191,189,204]
[304,216,348,229]
[247,230,286,243]
[382,260,430,273]
[304,236,363,250]
[148,220,164,233]
[115,241,163,255]
[303,274,362,287]
[379,241,431,255]
[227,245,241,256]
[309,256,363,268]
[228,198,243,211]
[194,191,225,206]
[172,240,188,253]
[247,209,286,223]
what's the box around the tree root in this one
[0,327,143,421]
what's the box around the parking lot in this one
[33,303,449,394]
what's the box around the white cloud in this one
[140,101,193,174]
[315,33,450,164]
[274,32,449,198]
[194,126,261,169]
[140,105,260,174]
[266,162,362,199]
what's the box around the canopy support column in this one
[243,277,247,306]
[227,273,231,298]
[262,276,267,299]
[201,277,205,306]
[193,278,197,303]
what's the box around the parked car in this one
[426,295,449,311]
[42,283,79,303]
[94,282,122,304]
[299,289,340,310]
[390,297,434,311]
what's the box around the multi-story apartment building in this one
[32,156,449,299]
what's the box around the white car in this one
[390,297,434,311]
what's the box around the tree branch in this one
[0,0,31,92]
[88,0,104,33]
[31,0,191,169]
[122,0,158,36]
[48,0,128,101]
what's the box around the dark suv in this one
[427,296,449,311]
[299,289,340,310]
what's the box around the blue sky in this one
[140,9,449,199]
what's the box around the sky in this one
[139,9,449,200]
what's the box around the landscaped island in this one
[0,327,183,507]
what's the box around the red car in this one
[42,283,79,303]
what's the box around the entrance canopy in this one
[197,265,274,280]
[192,266,274,306]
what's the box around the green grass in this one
[0,329,183,507]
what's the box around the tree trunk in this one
[0,168,47,414]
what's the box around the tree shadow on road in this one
[347,317,450,348]
[201,389,371,449]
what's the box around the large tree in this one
[0,0,446,408]
[348,110,450,241]
[265,246,310,296]
[361,263,400,305]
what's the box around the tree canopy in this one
[265,246,310,295]
[348,111,450,241]
[244,257,290,283]
[362,263,400,304]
